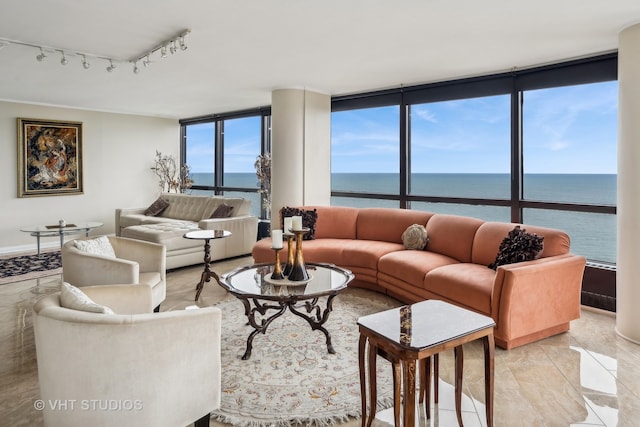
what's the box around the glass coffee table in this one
[20,222,103,255]
[218,262,354,360]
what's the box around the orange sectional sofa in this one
[252,206,587,349]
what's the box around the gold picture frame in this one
[17,118,83,197]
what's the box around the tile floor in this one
[1,256,639,426]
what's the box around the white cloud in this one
[413,108,438,123]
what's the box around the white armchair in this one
[33,284,221,427]
[62,236,166,310]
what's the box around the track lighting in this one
[36,47,46,62]
[0,28,190,75]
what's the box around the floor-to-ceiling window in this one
[180,108,271,218]
[521,81,618,264]
[409,94,512,222]
[185,122,215,187]
[331,105,400,208]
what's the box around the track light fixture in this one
[0,29,190,75]
[36,47,46,62]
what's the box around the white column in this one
[270,89,331,221]
[616,23,640,344]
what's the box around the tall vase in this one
[288,228,309,281]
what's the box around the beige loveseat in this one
[116,193,258,269]
[252,206,587,349]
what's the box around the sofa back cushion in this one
[307,206,359,239]
[357,208,433,243]
[472,221,570,266]
[158,194,211,222]
[425,214,484,262]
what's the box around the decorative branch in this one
[254,153,271,212]
[150,150,194,193]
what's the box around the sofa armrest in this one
[494,254,586,344]
[115,207,146,236]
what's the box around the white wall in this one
[0,101,179,254]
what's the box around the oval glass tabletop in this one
[219,262,354,300]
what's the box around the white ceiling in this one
[1,0,639,119]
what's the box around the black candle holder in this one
[282,233,295,276]
[287,228,309,281]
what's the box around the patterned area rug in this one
[212,287,401,427]
[0,251,62,284]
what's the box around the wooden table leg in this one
[392,358,402,425]
[366,340,378,427]
[434,353,439,404]
[454,345,464,426]
[484,334,495,427]
[419,357,431,419]
[194,238,212,301]
[358,334,368,427]
[402,359,416,427]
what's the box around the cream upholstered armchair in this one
[62,235,166,310]
[33,284,221,427]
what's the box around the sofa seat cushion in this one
[425,263,496,315]
[341,240,404,271]
[121,223,200,250]
[378,250,459,288]
[288,239,348,266]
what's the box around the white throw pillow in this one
[60,282,114,314]
[73,236,116,258]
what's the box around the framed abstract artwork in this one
[17,118,83,197]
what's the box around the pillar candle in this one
[284,217,293,233]
[271,229,283,249]
[292,215,303,231]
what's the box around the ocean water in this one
[191,172,617,263]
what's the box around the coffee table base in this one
[238,294,338,360]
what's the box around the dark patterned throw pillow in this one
[488,226,544,270]
[144,197,169,216]
[210,203,234,218]
[280,207,318,240]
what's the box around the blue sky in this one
[187,80,618,175]
[331,81,618,174]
